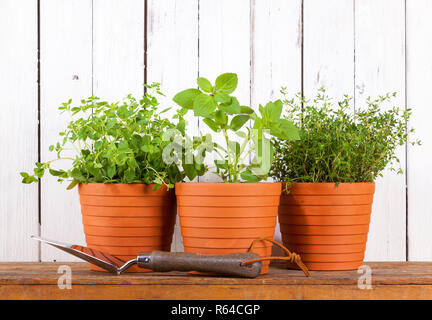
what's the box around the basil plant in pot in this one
[172,73,299,274]
[271,88,420,271]
[21,84,193,272]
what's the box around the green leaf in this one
[193,93,217,117]
[214,92,231,104]
[214,110,228,126]
[160,107,171,114]
[124,168,136,183]
[261,101,278,123]
[228,141,241,156]
[240,106,255,114]
[240,169,259,182]
[71,168,85,181]
[152,183,162,191]
[66,179,79,190]
[183,164,197,180]
[49,169,65,177]
[214,160,228,170]
[34,167,45,178]
[176,119,186,135]
[143,135,151,145]
[230,115,250,131]
[106,164,116,179]
[173,88,201,109]
[220,97,241,114]
[20,172,29,178]
[253,117,263,130]
[197,77,213,93]
[203,118,219,132]
[118,140,129,152]
[270,119,300,140]
[270,100,283,122]
[236,131,247,138]
[215,73,238,94]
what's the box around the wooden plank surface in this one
[0,262,431,299]
[0,0,39,261]
[406,0,432,261]
[40,0,92,262]
[303,0,354,99]
[93,0,145,100]
[355,0,407,261]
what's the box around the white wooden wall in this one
[1,0,431,262]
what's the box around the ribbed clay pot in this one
[176,182,281,275]
[279,182,375,271]
[78,183,176,272]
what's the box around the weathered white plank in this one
[355,0,406,261]
[0,0,39,261]
[198,0,251,182]
[40,0,92,261]
[146,0,199,251]
[251,0,302,102]
[251,0,302,249]
[406,0,432,261]
[303,0,355,99]
[93,0,145,100]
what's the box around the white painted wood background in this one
[1,0,431,262]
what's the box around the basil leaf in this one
[215,73,238,94]
[193,93,217,117]
[173,88,201,109]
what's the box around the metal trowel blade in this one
[31,235,133,274]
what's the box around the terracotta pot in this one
[176,182,281,275]
[279,182,375,271]
[78,183,176,272]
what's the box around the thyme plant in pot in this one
[172,73,299,274]
[21,84,193,272]
[271,88,420,270]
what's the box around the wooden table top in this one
[1,262,431,300]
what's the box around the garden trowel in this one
[31,236,262,278]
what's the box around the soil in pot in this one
[79,183,176,272]
[176,182,282,275]
[278,182,375,271]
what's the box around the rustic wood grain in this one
[0,262,431,299]
[92,0,145,100]
[0,0,39,262]
[355,0,407,262]
[406,0,432,261]
[303,0,354,99]
[146,0,199,252]
[40,0,92,262]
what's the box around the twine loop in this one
[241,238,310,277]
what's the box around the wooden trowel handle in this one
[137,251,262,278]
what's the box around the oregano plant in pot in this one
[271,88,420,270]
[21,84,193,272]
[172,73,299,274]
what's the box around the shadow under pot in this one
[278,182,375,271]
[175,182,282,275]
[78,183,176,272]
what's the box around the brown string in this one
[241,238,310,277]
